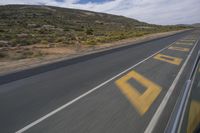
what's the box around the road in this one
[0,29,200,133]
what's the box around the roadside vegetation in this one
[0,5,189,60]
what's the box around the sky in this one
[0,0,199,25]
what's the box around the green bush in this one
[85,40,97,45]
[86,28,94,35]
[16,39,31,46]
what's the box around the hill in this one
[192,23,200,27]
[0,5,187,60]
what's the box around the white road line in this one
[144,40,199,133]
[16,39,180,133]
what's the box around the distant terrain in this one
[0,5,188,60]
[192,23,200,27]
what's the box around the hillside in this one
[192,23,200,27]
[0,5,187,60]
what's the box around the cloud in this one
[0,0,199,25]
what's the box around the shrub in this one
[85,28,93,35]
[85,40,97,45]
[32,50,44,57]
[40,40,48,44]
[0,52,7,58]
[13,39,31,46]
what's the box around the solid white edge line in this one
[16,38,181,133]
[144,39,199,133]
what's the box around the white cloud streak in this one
[0,0,199,25]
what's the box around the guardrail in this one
[165,49,200,133]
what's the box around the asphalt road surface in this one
[0,29,200,133]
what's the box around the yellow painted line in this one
[180,39,196,42]
[176,42,194,45]
[184,39,196,41]
[180,42,195,44]
[181,40,195,42]
[168,46,190,52]
[180,41,195,43]
[145,40,199,133]
[115,70,161,115]
[187,100,200,133]
[153,54,182,65]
